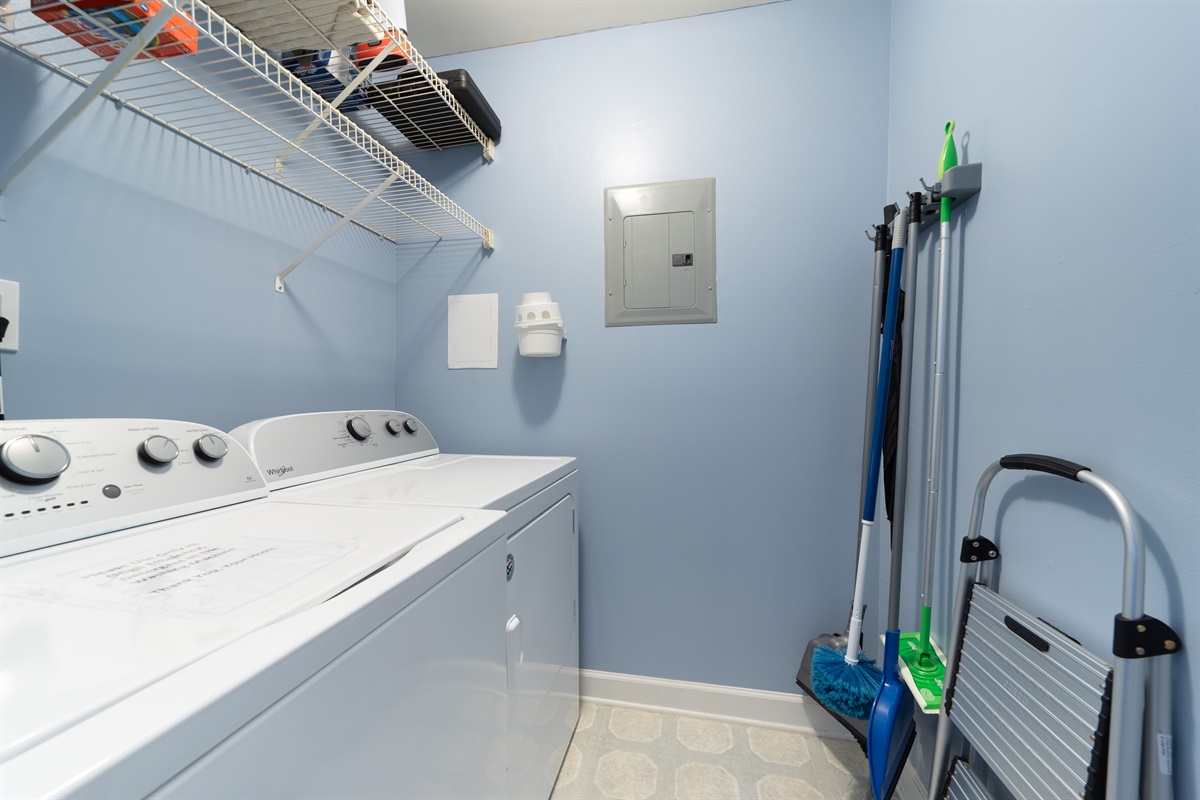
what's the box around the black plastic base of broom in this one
[794,635,869,755]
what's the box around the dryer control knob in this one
[387,417,418,435]
[0,435,71,484]
[193,434,229,462]
[346,417,372,441]
[140,435,180,465]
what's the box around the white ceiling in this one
[403,0,782,58]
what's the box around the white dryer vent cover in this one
[515,292,564,357]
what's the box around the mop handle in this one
[919,217,952,607]
[846,208,908,663]
[921,119,956,605]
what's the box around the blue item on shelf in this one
[281,49,367,111]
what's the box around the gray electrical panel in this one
[604,178,716,326]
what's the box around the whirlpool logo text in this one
[265,465,294,477]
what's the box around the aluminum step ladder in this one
[928,455,1182,800]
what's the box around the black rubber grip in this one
[999,454,1089,481]
[874,224,887,252]
[907,190,922,222]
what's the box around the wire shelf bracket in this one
[276,171,398,293]
[0,3,174,195]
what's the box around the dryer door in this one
[505,495,578,798]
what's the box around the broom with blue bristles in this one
[811,205,908,720]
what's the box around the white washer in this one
[230,409,580,800]
[0,418,513,799]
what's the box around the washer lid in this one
[284,453,576,510]
[0,500,464,761]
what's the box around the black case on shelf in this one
[439,69,501,142]
[367,67,501,149]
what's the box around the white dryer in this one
[0,418,513,799]
[230,410,580,800]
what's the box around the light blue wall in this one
[0,48,398,431]
[2,0,1195,793]
[396,0,893,695]
[399,0,1199,791]
[885,1,1198,795]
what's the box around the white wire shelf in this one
[0,0,495,274]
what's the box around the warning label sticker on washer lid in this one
[3,537,354,618]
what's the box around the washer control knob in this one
[0,435,71,484]
[140,435,180,465]
[346,417,372,441]
[386,417,419,435]
[193,434,229,462]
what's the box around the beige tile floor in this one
[550,703,870,800]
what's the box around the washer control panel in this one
[230,410,439,489]
[1,419,267,558]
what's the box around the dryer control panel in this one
[230,410,439,489]
[1,419,267,558]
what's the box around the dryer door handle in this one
[506,615,522,690]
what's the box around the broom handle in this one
[841,227,888,639]
[847,208,908,663]
[845,519,873,664]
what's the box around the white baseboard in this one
[578,669,854,740]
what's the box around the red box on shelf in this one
[31,0,198,61]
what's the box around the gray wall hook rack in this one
[911,162,983,233]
